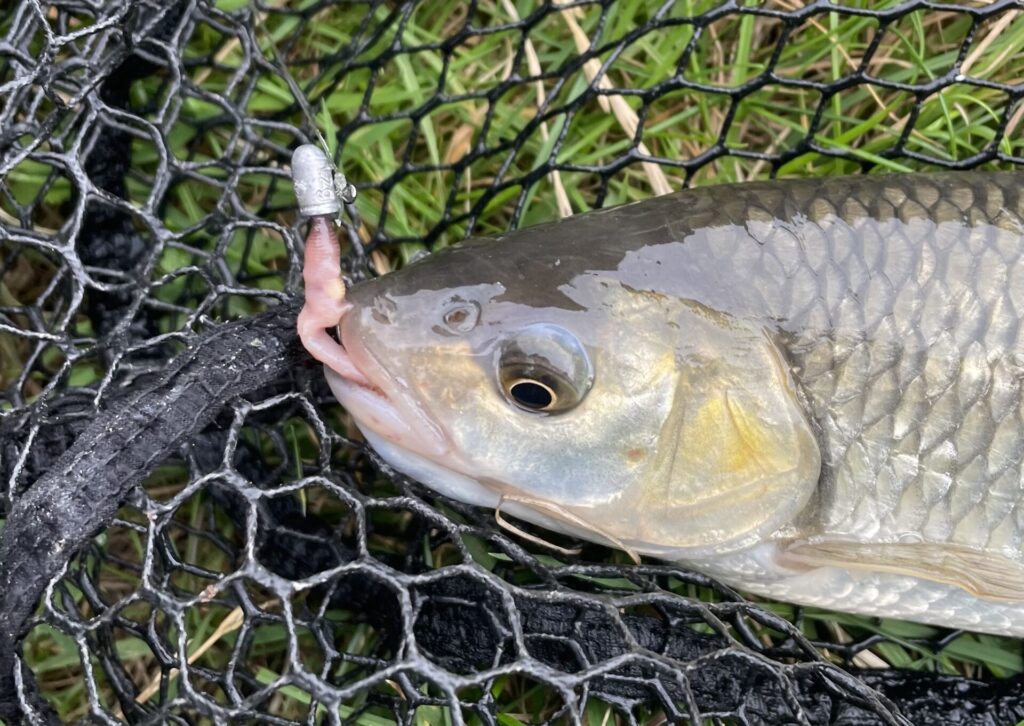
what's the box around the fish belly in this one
[696,544,1024,636]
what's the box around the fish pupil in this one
[509,380,554,410]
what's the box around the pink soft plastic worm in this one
[291,144,371,386]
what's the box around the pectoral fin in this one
[780,540,1024,602]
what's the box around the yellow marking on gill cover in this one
[724,391,772,476]
[672,391,780,501]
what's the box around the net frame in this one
[2,0,1024,723]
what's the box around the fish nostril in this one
[442,299,481,333]
[371,295,397,325]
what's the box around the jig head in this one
[291,144,355,217]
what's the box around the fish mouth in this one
[326,312,449,459]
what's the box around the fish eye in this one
[442,299,480,333]
[506,378,556,410]
[497,324,592,414]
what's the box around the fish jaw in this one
[326,312,449,461]
[359,428,502,508]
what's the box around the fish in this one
[296,161,1024,636]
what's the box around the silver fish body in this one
[320,171,1024,635]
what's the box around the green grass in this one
[4,0,1024,723]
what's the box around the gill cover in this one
[571,303,821,559]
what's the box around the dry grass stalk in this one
[555,2,674,197]
[499,0,574,218]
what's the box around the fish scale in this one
[752,196,1019,544]
[688,175,1024,629]
[310,170,1024,633]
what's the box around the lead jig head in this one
[291,144,356,217]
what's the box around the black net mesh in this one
[2,1,1024,724]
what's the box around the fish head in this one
[330,237,821,559]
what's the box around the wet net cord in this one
[2,1,1024,724]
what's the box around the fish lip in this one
[328,311,449,459]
